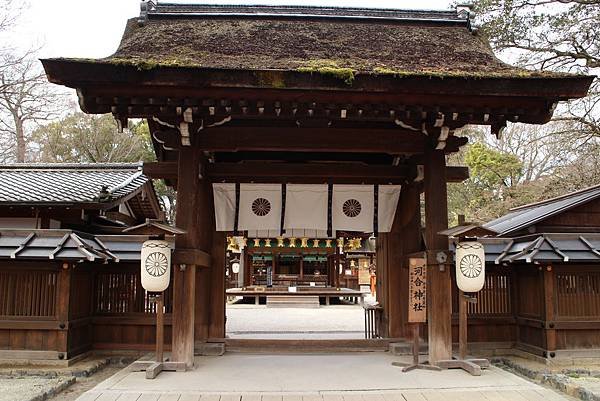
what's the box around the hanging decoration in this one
[140,240,171,292]
[301,237,309,248]
[264,238,272,247]
[325,239,333,248]
[289,237,297,247]
[312,239,320,248]
[253,238,261,247]
[277,236,285,247]
[455,241,486,292]
[212,183,401,233]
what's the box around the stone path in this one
[75,388,572,401]
[73,354,574,401]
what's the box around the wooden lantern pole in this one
[156,292,164,363]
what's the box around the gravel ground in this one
[0,376,74,401]
[47,366,121,401]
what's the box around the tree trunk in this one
[14,115,25,162]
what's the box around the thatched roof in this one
[97,5,553,79]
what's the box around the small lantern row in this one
[226,236,363,252]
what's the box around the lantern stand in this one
[393,253,441,372]
[436,233,490,376]
[130,233,188,379]
[392,323,442,372]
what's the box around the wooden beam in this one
[208,163,468,184]
[144,161,178,180]
[424,147,452,365]
[172,249,212,267]
[154,127,428,154]
[146,161,468,183]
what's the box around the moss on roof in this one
[97,17,566,80]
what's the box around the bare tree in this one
[0,57,65,162]
[474,0,599,140]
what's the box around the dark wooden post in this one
[543,265,556,357]
[382,184,422,339]
[424,148,452,364]
[56,263,71,359]
[173,147,212,368]
[208,231,226,340]
[156,293,164,363]
[458,290,467,360]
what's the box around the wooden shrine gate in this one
[41,4,592,368]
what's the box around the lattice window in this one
[0,270,57,317]
[556,272,600,318]
[94,271,173,314]
[453,272,512,316]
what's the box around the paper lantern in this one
[455,241,485,292]
[231,262,240,274]
[141,240,171,292]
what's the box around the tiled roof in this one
[484,184,600,236]
[453,233,600,264]
[0,163,148,206]
[0,229,173,262]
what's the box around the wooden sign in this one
[408,256,427,323]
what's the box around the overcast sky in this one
[13,0,454,59]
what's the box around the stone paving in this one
[73,353,574,401]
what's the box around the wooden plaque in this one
[408,256,427,323]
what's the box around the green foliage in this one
[464,142,523,189]
[32,113,155,163]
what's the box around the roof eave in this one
[41,59,595,101]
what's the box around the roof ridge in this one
[509,182,600,212]
[0,162,143,171]
[142,2,468,25]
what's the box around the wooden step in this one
[225,338,392,353]
[266,295,320,308]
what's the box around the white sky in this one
[14,0,454,59]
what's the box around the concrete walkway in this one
[74,353,573,401]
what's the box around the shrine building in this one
[17,2,594,366]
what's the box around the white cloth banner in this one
[212,183,401,233]
[238,183,281,231]
[213,183,236,231]
[332,185,374,232]
[284,184,328,231]
[378,185,402,232]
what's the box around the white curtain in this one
[378,185,402,232]
[213,183,401,233]
[238,183,282,231]
[213,183,236,231]
[332,185,374,232]
[284,184,328,231]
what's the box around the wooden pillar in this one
[543,265,556,357]
[424,147,452,364]
[56,264,71,358]
[174,147,212,368]
[382,184,422,339]
[208,231,226,340]
[244,251,251,287]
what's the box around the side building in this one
[0,163,173,363]
[451,184,600,360]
